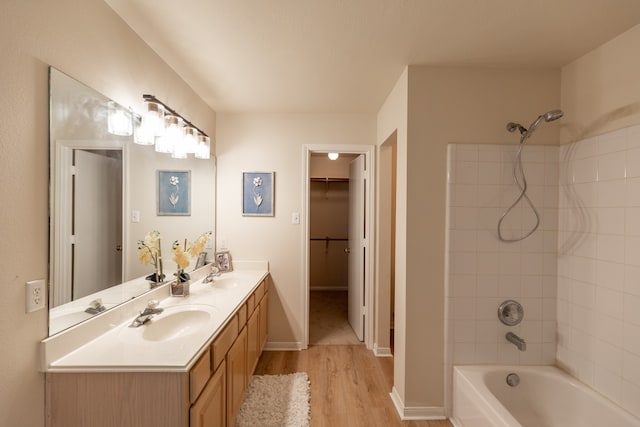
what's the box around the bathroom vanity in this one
[41,262,269,427]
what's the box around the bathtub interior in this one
[452,366,640,427]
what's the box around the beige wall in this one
[400,66,560,409]
[0,0,215,425]
[215,113,375,347]
[561,24,640,143]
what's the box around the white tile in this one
[523,162,545,185]
[476,185,502,207]
[626,207,640,236]
[542,276,557,298]
[624,265,640,297]
[623,293,640,326]
[451,275,477,297]
[453,320,476,343]
[453,207,479,230]
[476,230,501,252]
[453,343,475,364]
[627,148,640,178]
[598,151,627,181]
[543,185,559,208]
[475,297,501,320]
[452,297,476,320]
[477,149,502,162]
[498,275,521,297]
[592,338,623,374]
[456,161,479,184]
[597,260,625,292]
[572,281,596,309]
[450,230,477,252]
[622,351,640,387]
[498,342,520,364]
[626,177,640,207]
[455,146,479,162]
[542,343,556,364]
[477,207,501,230]
[520,231,544,253]
[521,275,543,297]
[520,320,543,343]
[574,157,598,183]
[593,313,623,347]
[574,137,598,159]
[625,236,640,267]
[521,297,543,320]
[571,305,595,333]
[475,320,498,342]
[475,343,498,363]
[476,252,499,275]
[571,256,598,284]
[476,275,499,297]
[622,379,640,418]
[542,320,556,342]
[598,234,625,264]
[499,253,521,275]
[477,162,501,185]
[572,233,597,259]
[597,179,627,207]
[595,287,624,320]
[593,366,622,405]
[596,208,625,235]
[543,253,557,276]
[519,342,543,364]
[543,231,558,253]
[542,298,556,320]
[626,124,640,149]
[598,127,627,155]
[623,322,640,357]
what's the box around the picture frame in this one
[157,170,190,216]
[215,251,233,272]
[242,171,274,216]
[195,252,207,269]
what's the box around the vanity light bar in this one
[142,94,209,138]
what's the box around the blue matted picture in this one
[157,170,190,216]
[242,172,274,216]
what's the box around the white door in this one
[348,155,366,341]
[74,149,122,299]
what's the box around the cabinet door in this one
[190,361,226,427]
[258,292,268,351]
[226,326,248,427]
[246,306,260,376]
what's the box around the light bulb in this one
[328,152,339,160]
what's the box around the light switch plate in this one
[26,279,46,312]
[291,212,300,224]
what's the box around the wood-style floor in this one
[254,345,453,427]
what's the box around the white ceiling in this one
[105,0,640,113]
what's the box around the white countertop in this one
[41,262,268,373]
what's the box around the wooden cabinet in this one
[46,275,270,427]
[190,360,226,427]
[226,326,247,426]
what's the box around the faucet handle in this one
[147,299,160,309]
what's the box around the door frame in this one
[302,144,375,349]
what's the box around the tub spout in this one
[506,332,526,351]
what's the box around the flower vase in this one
[170,273,190,297]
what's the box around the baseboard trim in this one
[389,387,446,420]
[263,341,305,351]
[310,287,348,291]
[373,345,393,357]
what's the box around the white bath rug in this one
[235,372,311,427]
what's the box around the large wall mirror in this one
[48,67,215,335]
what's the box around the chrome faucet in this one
[506,332,526,351]
[129,300,164,328]
[202,266,221,283]
[84,298,106,315]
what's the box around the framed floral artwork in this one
[157,170,190,216]
[242,172,274,216]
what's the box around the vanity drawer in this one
[190,347,211,403]
[212,315,238,370]
[237,303,247,328]
[254,280,265,303]
[246,294,256,316]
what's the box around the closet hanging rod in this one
[310,237,348,241]
[310,177,349,182]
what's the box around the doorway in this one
[303,145,375,349]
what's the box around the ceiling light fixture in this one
[328,152,339,160]
[134,94,211,160]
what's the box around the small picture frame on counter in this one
[215,251,233,272]
[195,252,207,269]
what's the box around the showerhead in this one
[543,109,563,122]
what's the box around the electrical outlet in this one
[26,279,46,313]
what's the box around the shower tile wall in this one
[446,143,559,366]
[557,125,640,418]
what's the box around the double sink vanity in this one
[41,261,270,427]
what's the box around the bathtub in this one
[452,365,640,427]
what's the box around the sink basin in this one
[143,309,211,342]
[211,277,238,289]
[119,304,218,344]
